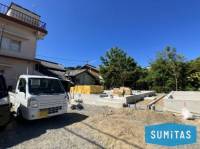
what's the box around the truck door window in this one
[18,79,26,93]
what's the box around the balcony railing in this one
[0,3,46,31]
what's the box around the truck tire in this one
[16,109,23,121]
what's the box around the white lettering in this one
[186,130,191,139]
[170,131,173,139]
[180,131,185,139]
[157,131,162,139]
[151,130,156,139]
[149,129,192,140]
[163,131,169,139]
[174,131,179,139]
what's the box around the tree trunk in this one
[175,77,178,91]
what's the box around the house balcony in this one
[0,2,47,36]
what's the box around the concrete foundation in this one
[70,90,156,108]
[164,91,200,115]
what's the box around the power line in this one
[36,54,88,62]
[36,54,98,65]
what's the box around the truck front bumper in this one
[22,105,68,120]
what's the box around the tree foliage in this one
[99,46,200,92]
[100,47,137,88]
[146,46,186,92]
[186,57,200,90]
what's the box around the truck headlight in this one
[28,98,39,108]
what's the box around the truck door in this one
[15,78,27,107]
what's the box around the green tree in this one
[134,67,150,90]
[164,47,184,91]
[100,47,137,89]
[186,57,200,90]
[147,46,185,92]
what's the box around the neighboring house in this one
[82,64,99,73]
[35,59,73,91]
[66,66,101,85]
[82,64,104,84]
[35,59,66,80]
[0,2,47,88]
[82,64,100,77]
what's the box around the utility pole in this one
[0,24,5,50]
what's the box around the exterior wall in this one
[75,72,96,85]
[0,56,36,89]
[0,17,37,60]
[0,4,46,90]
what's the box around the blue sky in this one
[2,0,200,67]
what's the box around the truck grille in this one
[48,106,62,114]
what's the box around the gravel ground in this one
[0,104,199,149]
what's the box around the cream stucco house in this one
[0,2,47,89]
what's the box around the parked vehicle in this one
[9,75,68,120]
[0,75,10,128]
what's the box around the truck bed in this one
[0,97,9,105]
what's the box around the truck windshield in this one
[28,78,65,95]
[0,75,7,99]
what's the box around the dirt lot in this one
[0,104,199,149]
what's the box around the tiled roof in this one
[36,59,65,71]
[82,64,99,72]
[65,69,86,77]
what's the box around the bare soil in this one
[0,104,199,149]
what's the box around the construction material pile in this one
[70,85,104,94]
[112,87,132,96]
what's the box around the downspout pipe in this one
[0,24,5,49]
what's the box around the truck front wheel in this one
[16,109,23,121]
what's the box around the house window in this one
[1,37,21,52]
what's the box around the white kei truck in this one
[9,75,68,120]
[0,75,10,128]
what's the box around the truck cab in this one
[0,75,10,128]
[9,75,68,120]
